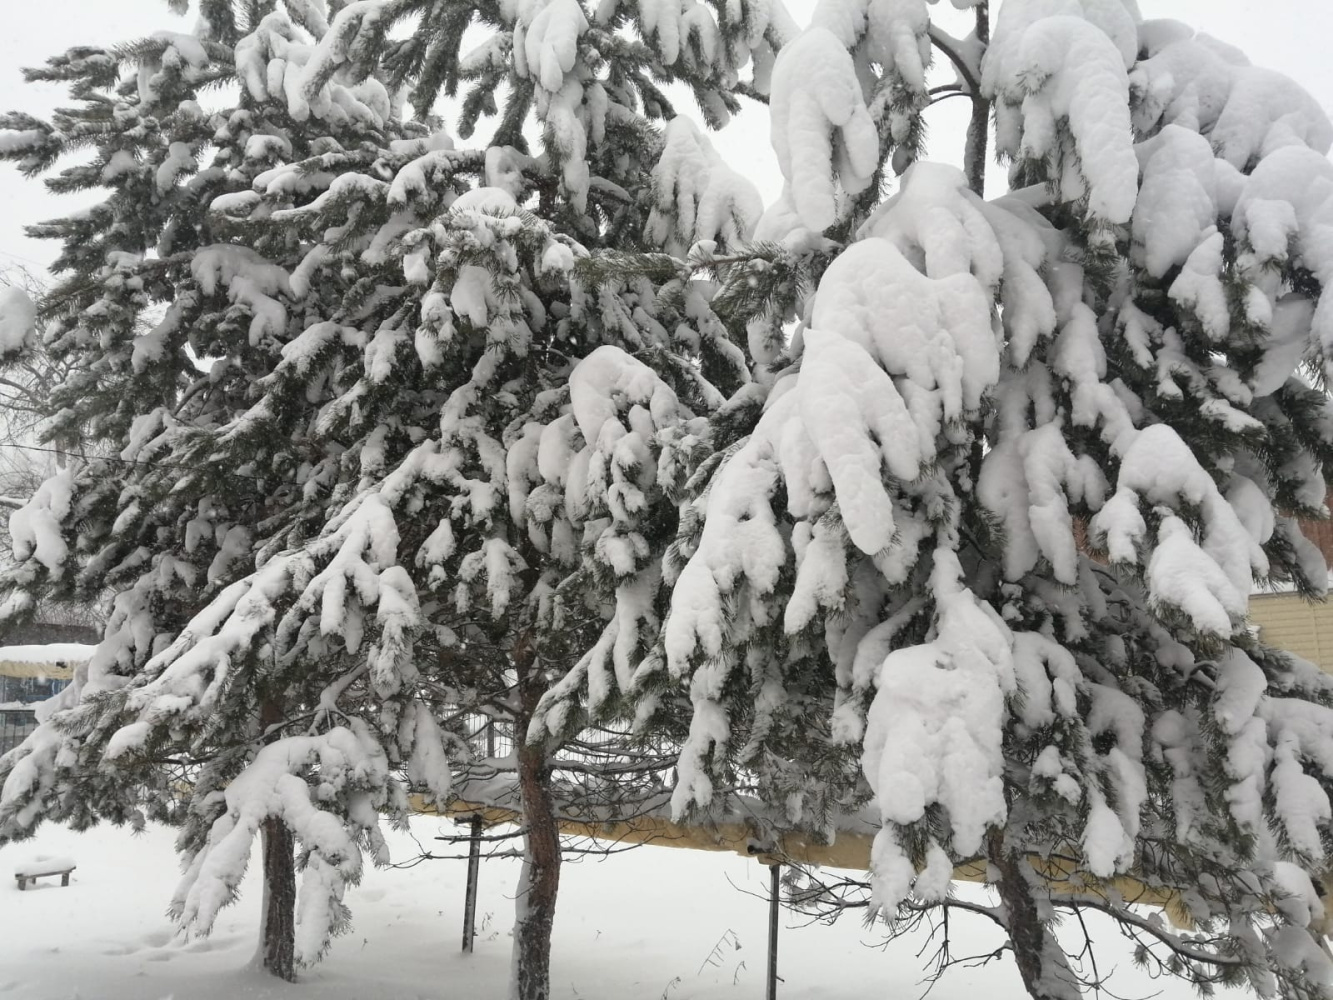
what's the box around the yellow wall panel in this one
[1249,594,1333,669]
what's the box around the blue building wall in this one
[0,675,69,704]
[0,706,38,755]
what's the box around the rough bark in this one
[260,814,298,981]
[510,632,561,1000]
[963,2,991,197]
[990,832,1077,1000]
[257,696,297,982]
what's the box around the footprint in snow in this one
[183,933,240,953]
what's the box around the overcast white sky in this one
[0,0,1329,275]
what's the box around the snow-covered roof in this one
[1250,573,1333,597]
[0,643,94,663]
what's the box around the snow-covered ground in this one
[0,818,1241,1000]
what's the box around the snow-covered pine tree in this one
[0,3,444,980]
[187,4,782,993]
[155,9,775,999]
[0,267,104,637]
[4,0,778,995]
[646,1,1333,997]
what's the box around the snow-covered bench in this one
[13,856,76,890]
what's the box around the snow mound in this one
[14,853,76,877]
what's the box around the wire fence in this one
[451,710,678,777]
[457,712,514,760]
[443,709,681,836]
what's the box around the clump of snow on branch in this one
[8,470,74,580]
[646,117,762,254]
[982,0,1139,223]
[767,26,878,231]
[532,345,710,735]
[234,9,389,126]
[169,725,391,966]
[0,285,37,356]
[811,0,932,147]
[1092,425,1263,635]
[665,162,1017,816]
[1132,22,1332,170]
[861,551,1014,910]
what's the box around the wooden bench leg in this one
[61,872,70,887]
[17,877,26,890]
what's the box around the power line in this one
[0,249,50,271]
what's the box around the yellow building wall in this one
[1248,592,1333,669]
[0,660,75,680]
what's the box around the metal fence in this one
[452,711,674,772]
[458,713,514,760]
[447,709,679,820]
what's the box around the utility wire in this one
[0,249,49,270]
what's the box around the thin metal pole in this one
[767,863,781,1000]
[462,814,483,953]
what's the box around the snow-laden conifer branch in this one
[644,2,1333,997]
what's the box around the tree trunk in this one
[510,630,561,1000]
[990,834,1077,1000]
[512,739,561,1000]
[963,2,991,197]
[256,696,297,982]
[259,815,297,982]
